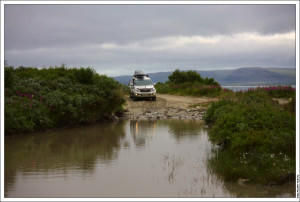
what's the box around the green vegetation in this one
[5,65,125,135]
[249,86,296,98]
[155,69,221,97]
[204,88,296,184]
[121,84,130,95]
[154,69,296,184]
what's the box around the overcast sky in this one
[4,3,296,76]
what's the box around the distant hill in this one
[113,67,296,86]
[113,71,172,85]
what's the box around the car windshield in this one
[134,79,153,86]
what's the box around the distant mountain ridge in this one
[113,67,296,86]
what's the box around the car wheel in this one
[152,96,156,101]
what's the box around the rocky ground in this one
[120,94,290,122]
[122,94,219,121]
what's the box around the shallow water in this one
[4,120,295,198]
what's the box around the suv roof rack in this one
[134,70,149,78]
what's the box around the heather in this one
[4,66,125,135]
[204,89,296,184]
[234,85,296,98]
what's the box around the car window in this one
[134,80,153,86]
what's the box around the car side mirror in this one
[153,83,156,85]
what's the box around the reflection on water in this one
[161,119,205,142]
[130,120,157,148]
[5,120,295,198]
[5,123,126,197]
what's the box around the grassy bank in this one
[204,88,296,184]
[4,66,125,135]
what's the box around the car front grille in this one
[140,89,151,92]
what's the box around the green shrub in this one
[168,69,203,84]
[205,92,296,184]
[155,69,221,97]
[4,66,125,135]
[209,148,295,184]
[4,66,15,88]
[154,82,171,94]
[167,69,219,86]
[203,99,233,125]
[74,67,95,84]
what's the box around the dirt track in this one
[123,94,219,120]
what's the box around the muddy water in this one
[5,120,295,198]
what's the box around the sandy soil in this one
[122,94,219,120]
[272,98,290,105]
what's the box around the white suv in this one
[129,70,156,101]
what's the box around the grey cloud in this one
[5,31,295,76]
[5,5,295,49]
[4,4,296,76]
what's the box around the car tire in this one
[152,96,156,101]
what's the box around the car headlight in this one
[135,88,140,92]
[151,88,156,92]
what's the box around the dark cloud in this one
[4,4,296,76]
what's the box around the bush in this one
[168,69,203,84]
[204,92,296,184]
[74,67,95,84]
[4,66,15,88]
[5,66,125,135]
[155,69,221,97]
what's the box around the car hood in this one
[135,85,155,89]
